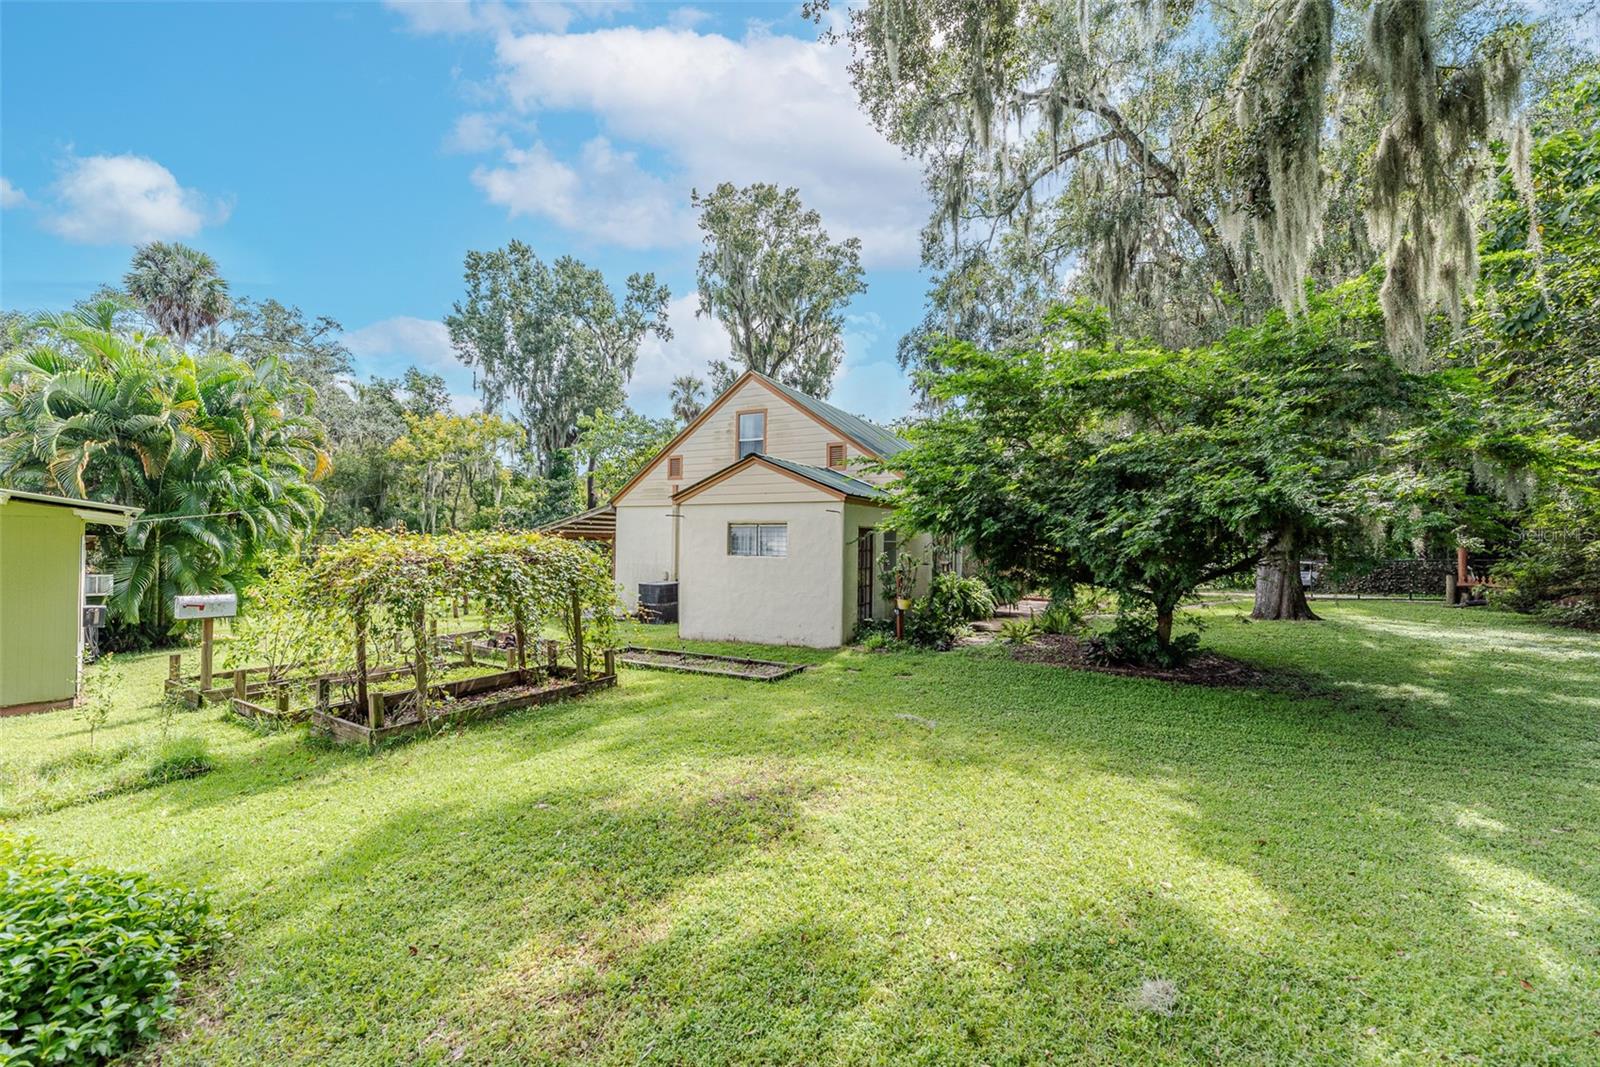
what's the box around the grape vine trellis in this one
[306,529,618,723]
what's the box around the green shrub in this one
[905,574,996,649]
[1086,610,1200,668]
[0,835,220,1065]
[1490,534,1599,630]
[1036,599,1083,635]
[998,618,1040,645]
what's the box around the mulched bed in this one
[619,647,805,681]
[333,679,571,728]
[1012,633,1279,688]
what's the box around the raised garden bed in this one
[308,660,616,747]
[165,629,495,708]
[618,646,806,682]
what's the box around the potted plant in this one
[878,548,922,610]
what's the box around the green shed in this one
[0,489,142,716]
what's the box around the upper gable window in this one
[827,443,846,468]
[737,411,766,458]
[667,455,683,480]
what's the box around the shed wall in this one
[0,501,84,709]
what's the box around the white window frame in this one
[728,522,787,557]
[737,411,766,459]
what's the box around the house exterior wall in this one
[614,503,676,612]
[839,505,945,638]
[678,474,845,647]
[0,500,85,711]
[614,377,884,510]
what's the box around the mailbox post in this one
[173,594,238,696]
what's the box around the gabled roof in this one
[611,369,908,506]
[672,453,891,505]
[748,372,909,458]
[0,489,143,528]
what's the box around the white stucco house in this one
[545,370,955,647]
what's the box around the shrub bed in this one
[0,834,219,1065]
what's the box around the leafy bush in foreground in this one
[905,574,996,649]
[0,834,219,1065]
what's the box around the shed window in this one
[667,455,683,479]
[729,523,787,557]
[738,412,766,458]
[827,443,846,468]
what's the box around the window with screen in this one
[667,455,683,479]
[737,412,766,458]
[827,443,846,468]
[729,523,787,557]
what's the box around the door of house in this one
[857,527,875,622]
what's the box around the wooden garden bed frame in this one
[308,653,617,747]
[163,628,497,708]
[618,646,807,682]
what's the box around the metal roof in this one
[755,454,891,501]
[751,371,910,457]
[0,489,143,527]
[673,453,891,504]
[536,503,616,540]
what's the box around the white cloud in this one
[41,155,228,245]
[472,136,692,247]
[627,293,728,414]
[665,6,709,29]
[386,1,629,36]
[343,316,458,372]
[444,112,510,153]
[0,178,26,209]
[453,24,926,267]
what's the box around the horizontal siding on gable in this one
[617,377,881,506]
[683,463,839,506]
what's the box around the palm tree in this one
[669,374,705,424]
[123,242,232,347]
[0,302,327,641]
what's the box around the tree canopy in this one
[446,241,671,474]
[693,182,866,397]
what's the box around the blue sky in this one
[0,1,931,422]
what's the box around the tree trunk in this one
[586,453,597,510]
[1252,530,1320,621]
[1155,608,1174,648]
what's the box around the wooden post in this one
[571,590,586,681]
[233,669,247,702]
[1445,572,1458,606]
[412,608,429,722]
[603,648,615,679]
[168,653,181,681]
[429,618,438,649]
[1457,545,1469,587]
[275,685,290,717]
[367,689,383,730]
[513,609,527,671]
[316,678,330,714]
[354,608,370,716]
[545,639,558,673]
[199,616,215,692]
[460,635,474,667]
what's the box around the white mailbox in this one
[173,593,238,620]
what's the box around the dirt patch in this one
[1013,633,1280,688]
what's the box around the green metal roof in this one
[752,371,910,457]
[749,454,891,502]
[0,489,143,527]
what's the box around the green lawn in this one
[4,601,1598,1065]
